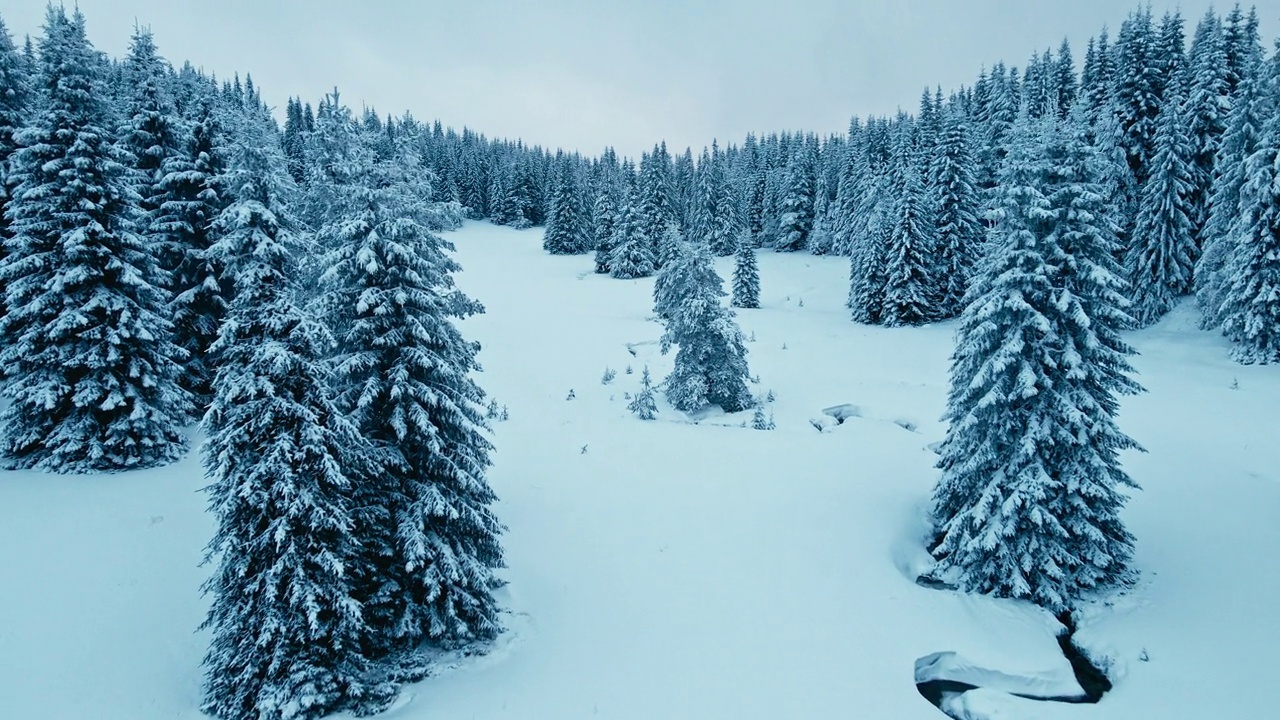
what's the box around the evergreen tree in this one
[931,112,1141,613]
[775,138,816,252]
[628,366,658,420]
[1217,83,1280,364]
[652,223,687,320]
[591,179,620,274]
[200,133,395,720]
[659,240,753,413]
[731,232,760,309]
[1183,10,1229,244]
[881,150,937,326]
[152,101,229,412]
[1114,8,1162,187]
[1198,63,1265,330]
[542,154,587,254]
[930,108,984,318]
[119,26,179,239]
[0,15,30,251]
[1126,74,1196,327]
[609,181,655,279]
[847,172,891,324]
[316,139,505,656]
[0,8,189,471]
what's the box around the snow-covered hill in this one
[2,220,1276,719]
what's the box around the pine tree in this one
[0,15,30,250]
[542,154,587,254]
[931,112,1141,613]
[0,8,189,472]
[652,223,687,320]
[591,181,620,274]
[930,108,984,318]
[659,240,753,413]
[1127,73,1196,327]
[881,149,937,326]
[775,139,816,252]
[1183,10,1229,244]
[731,232,760,309]
[152,101,229,413]
[200,133,395,720]
[609,182,655,279]
[847,171,891,325]
[316,139,505,656]
[1198,64,1265,330]
[119,25,179,244]
[628,366,658,420]
[1217,84,1280,364]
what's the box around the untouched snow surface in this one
[1,220,1277,719]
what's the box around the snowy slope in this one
[1,220,1276,720]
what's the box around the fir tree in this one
[591,177,620,274]
[1198,58,1265,329]
[119,25,179,241]
[881,152,937,326]
[317,141,505,656]
[153,102,228,413]
[0,15,30,251]
[1217,86,1280,364]
[0,8,189,471]
[1183,10,1229,243]
[200,134,395,720]
[775,139,816,252]
[659,240,753,413]
[930,108,984,318]
[609,182,655,279]
[542,154,587,254]
[1126,74,1196,327]
[652,223,687,320]
[731,232,760,309]
[931,112,1142,613]
[628,367,658,420]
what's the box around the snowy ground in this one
[1,220,1276,719]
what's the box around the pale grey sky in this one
[1,1,1276,157]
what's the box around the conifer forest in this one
[0,3,1277,720]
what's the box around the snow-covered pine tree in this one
[881,142,938,326]
[542,153,586,254]
[0,8,189,471]
[1198,56,1265,330]
[1217,78,1280,364]
[591,154,622,273]
[731,231,760,309]
[152,101,229,413]
[1183,10,1229,245]
[609,180,655,279]
[200,130,395,720]
[775,137,816,252]
[119,26,180,253]
[628,366,658,420]
[1114,8,1162,187]
[659,240,753,413]
[652,222,688,321]
[930,107,984,318]
[847,171,891,325]
[1126,72,1196,327]
[0,15,30,250]
[931,110,1142,613]
[316,135,505,657]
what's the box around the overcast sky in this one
[1,1,1276,157]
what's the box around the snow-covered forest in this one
[0,3,1277,720]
